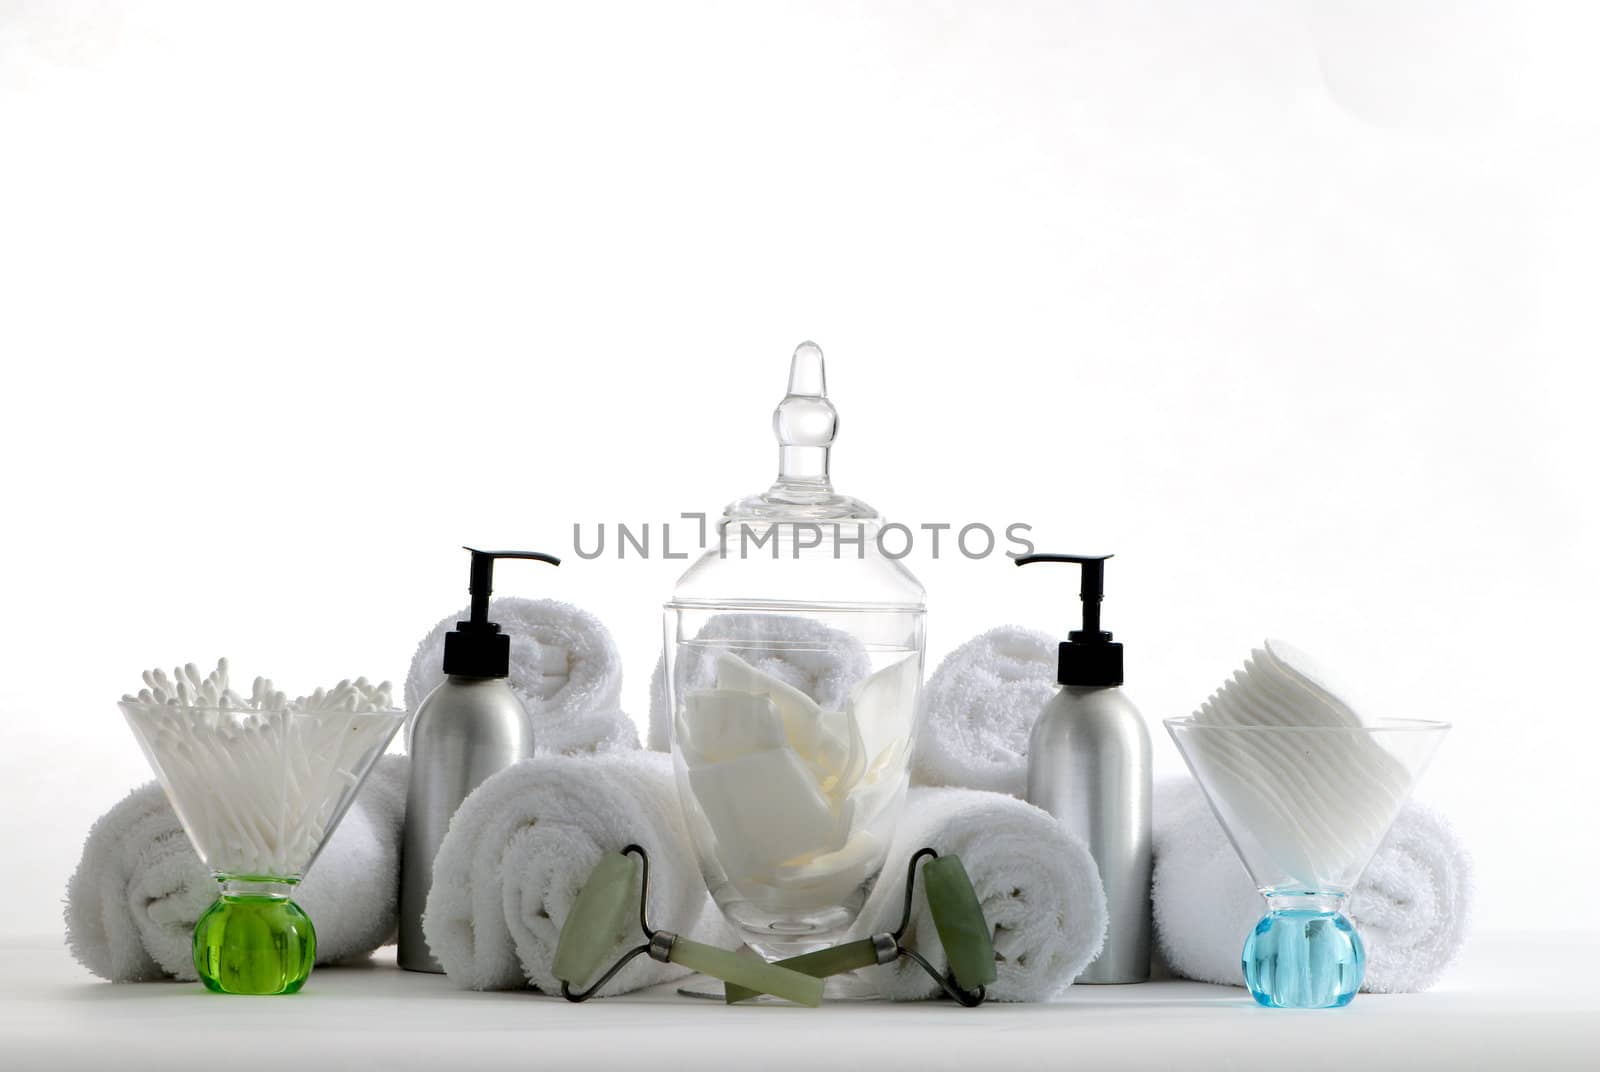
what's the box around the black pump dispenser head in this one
[442,548,561,678]
[1015,553,1123,687]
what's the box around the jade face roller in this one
[553,845,825,1007]
[725,849,996,1006]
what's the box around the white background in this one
[1,2,1593,946]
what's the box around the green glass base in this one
[193,878,316,995]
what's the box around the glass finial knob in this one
[772,342,837,489]
[786,340,827,397]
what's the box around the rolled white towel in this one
[1153,778,1473,993]
[65,754,408,982]
[422,750,729,994]
[852,787,1107,1001]
[911,626,1058,795]
[648,613,871,752]
[406,597,639,755]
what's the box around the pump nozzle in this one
[1015,553,1123,687]
[444,548,561,678]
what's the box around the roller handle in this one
[667,937,824,1007]
[723,938,880,1004]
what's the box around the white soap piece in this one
[845,753,909,834]
[862,737,907,783]
[816,707,866,797]
[688,747,844,880]
[715,652,833,754]
[680,689,786,765]
[810,708,864,793]
[848,654,919,757]
[772,828,886,908]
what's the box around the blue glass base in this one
[1242,897,1364,1009]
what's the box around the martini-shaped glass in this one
[1165,716,1448,1008]
[121,698,404,994]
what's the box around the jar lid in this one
[668,341,924,612]
[723,342,879,523]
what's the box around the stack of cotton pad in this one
[1185,639,1411,891]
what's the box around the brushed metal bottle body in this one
[1026,685,1152,984]
[399,676,533,973]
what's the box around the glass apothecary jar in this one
[664,343,925,957]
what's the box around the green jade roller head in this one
[553,845,825,1007]
[725,848,996,1006]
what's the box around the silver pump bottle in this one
[398,547,559,973]
[1016,553,1151,984]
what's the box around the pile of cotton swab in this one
[122,658,393,713]
[121,659,403,879]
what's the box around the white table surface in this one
[3,932,1595,1071]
